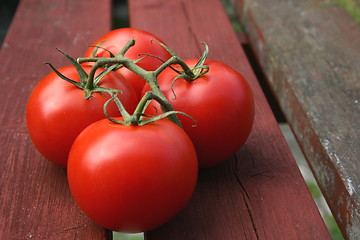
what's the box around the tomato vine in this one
[77,38,210,127]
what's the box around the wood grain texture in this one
[232,0,360,239]
[129,0,331,239]
[0,0,111,239]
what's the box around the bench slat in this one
[233,0,360,239]
[0,0,112,239]
[129,0,331,239]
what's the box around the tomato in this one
[26,65,139,168]
[67,118,198,233]
[143,59,255,168]
[84,28,172,96]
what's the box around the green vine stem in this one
[104,91,197,127]
[77,39,210,127]
[46,48,121,99]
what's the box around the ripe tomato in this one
[143,59,255,168]
[67,118,198,233]
[26,65,139,168]
[84,28,172,96]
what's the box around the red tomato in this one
[84,28,172,96]
[26,65,139,168]
[67,118,198,233]
[143,59,255,168]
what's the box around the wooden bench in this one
[232,0,360,239]
[0,0,333,239]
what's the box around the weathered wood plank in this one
[232,0,360,239]
[0,0,112,239]
[129,0,331,239]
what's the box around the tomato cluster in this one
[25,28,254,233]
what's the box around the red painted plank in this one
[0,0,112,239]
[129,0,331,239]
[233,0,360,239]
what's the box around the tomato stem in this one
[151,40,209,81]
[45,49,122,100]
[77,39,210,127]
[104,91,195,127]
[80,41,183,127]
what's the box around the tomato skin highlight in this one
[26,65,139,168]
[84,28,172,96]
[67,118,198,233]
[143,59,255,168]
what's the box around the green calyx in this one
[104,91,197,127]
[45,48,121,99]
[191,42,210,78]
[154,41,210,100]
[155,40,210,81]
